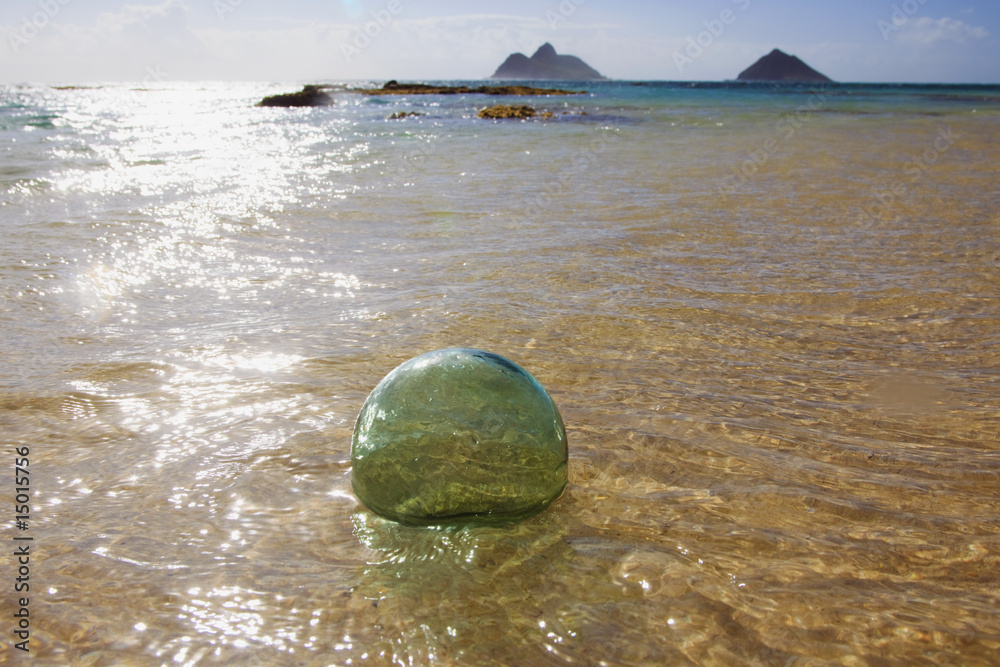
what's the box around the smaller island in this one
[737,49,833,83]
[491,43,605,80]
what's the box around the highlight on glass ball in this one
[351,348,568,526]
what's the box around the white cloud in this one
[190,12,636,81]
[2,1,210,82]
[1,5,641,82]
[827,14,995,83]
[896,16,989,45]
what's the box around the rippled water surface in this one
[2,81,999,665]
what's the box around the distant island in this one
[737,49,833,83]
[491,43,605,80]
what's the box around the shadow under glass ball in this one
[351,348,568,526]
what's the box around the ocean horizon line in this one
[4,79,1000,88]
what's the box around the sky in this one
[1,0,998,84]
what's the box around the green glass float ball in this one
[351,348,568,526]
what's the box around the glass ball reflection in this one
[351,348,568,526]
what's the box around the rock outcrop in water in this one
[350,80,584,96]
[257,85,335,107]
[491,43,605,80]
[737,49,833,83]
[257,81,585,106]
[478,105,537,120]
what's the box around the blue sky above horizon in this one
[1,0,998,84]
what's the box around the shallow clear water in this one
[2,80,999,665]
